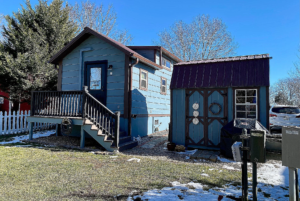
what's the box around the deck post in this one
[55,124,59,136]
[28,122,34,140]
[80,126,85,149]
[113,111,120,148]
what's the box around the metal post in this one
[252,162,257,201]
[28,122,34,140]
[113,111,120,148]
[80,126,85,149]
[296,169,299,201]
[289,167,297,201]
[242,137,248,201]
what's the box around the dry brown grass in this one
[0,146,241,200]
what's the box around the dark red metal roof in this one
[170,55,270,89]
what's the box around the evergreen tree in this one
[0,0,77,103]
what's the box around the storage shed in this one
[169,54,271,150]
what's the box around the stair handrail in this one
[82,86,120,148]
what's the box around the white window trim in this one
[162,57,171,69]
[235,89,258,119]
[161,77,167,95]
[139,69,148,91]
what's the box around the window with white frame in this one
[162,57,171,68]
[161,77,167,95]
[139,69,148,90]
[235,89,257,119]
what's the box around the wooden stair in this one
[83,119,138,151]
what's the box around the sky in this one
[0,0,299,85]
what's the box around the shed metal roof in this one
[170,55,270,89]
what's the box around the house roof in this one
[170,54,271,89]
[48,27,169,70]
[127,46,182,63]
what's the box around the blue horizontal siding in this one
[61,35,125,116]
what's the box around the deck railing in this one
[30,87,120,147]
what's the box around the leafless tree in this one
[270,77,300,106]
[157,15,238,61]
[69,1,132,45]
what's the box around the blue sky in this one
[0,0,299,85]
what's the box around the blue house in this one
[27,27,182,151]
[169,54,271,150]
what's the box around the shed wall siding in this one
[259,86,267,128]
[171,89,186,145]
[61,35,126,114]
[228,88,233,122]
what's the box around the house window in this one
[161,77,167,95]
[162,58,171,68]
[139,69,148,90]
[235,89,257,119]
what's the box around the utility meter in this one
[250,129,266,163]
[282,126,300,168]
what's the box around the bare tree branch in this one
[69,1,132,45]
[156,15,238,61]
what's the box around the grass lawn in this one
[0,145,242,201]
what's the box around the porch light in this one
[108,65,113,70]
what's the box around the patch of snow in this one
[110,156,118,159]
[177,149,197,155]
[127,158,140,162]
[0,130,55,145]
[201,173,209,177]
[128,179,291,201]
[217,156,235,163]
[222,165,235,170]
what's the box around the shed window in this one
[235,89,257,119]
[161,77,167,95]
[162,58,171,68]
[139,69,148,90]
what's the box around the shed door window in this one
[90,67,101,90]
[161,77,167,94]
[140,70,148,90]
[235,89,257,119]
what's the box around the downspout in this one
[129,58,139,136]
[79,48,92,90]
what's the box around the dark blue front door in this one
[84,61,107,105]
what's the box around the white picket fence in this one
[0,110,55,135]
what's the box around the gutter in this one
[131,55,160,70]
[128,58,139,136]
[79,48,92,90]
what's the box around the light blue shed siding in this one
[259,86,268,128]
[171,89,186,145]
[61,35,126,114]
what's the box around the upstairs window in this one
[162,58,171,68]
[161,77,167,95]
[139,69,148,91]
[235,89,257,119]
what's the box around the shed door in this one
[186,89,227,149]
[84,61,107,105]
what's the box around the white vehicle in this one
[270,105,300,132]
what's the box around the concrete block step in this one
[118,141,138,152]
